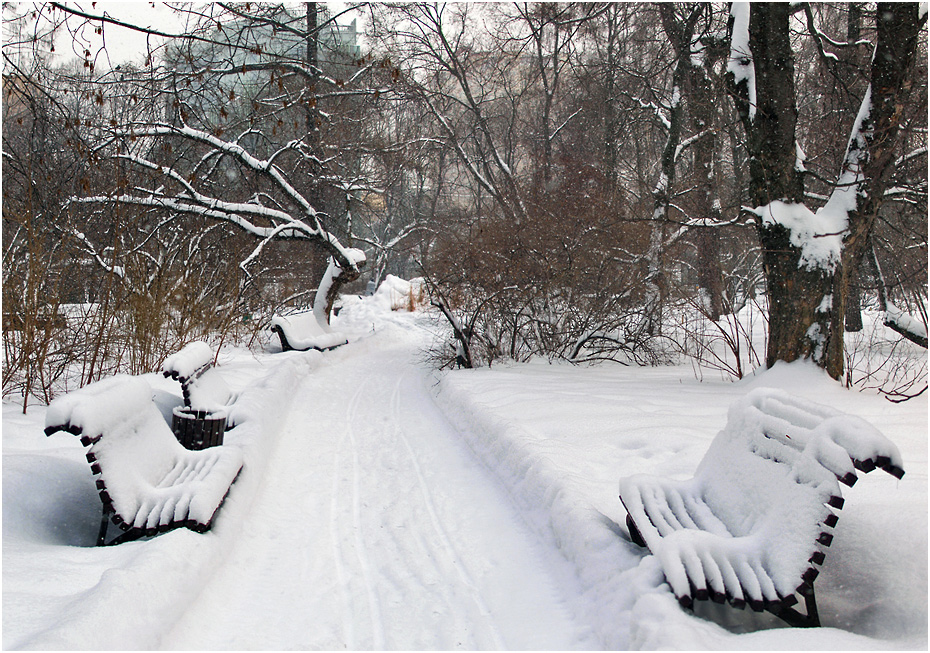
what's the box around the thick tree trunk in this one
[844,265,864,333]
[735,4,820,369]
[822,3,924,379]
[313,252,364,325]
[695,226,724,320]
[688,31,725,321]
[729,2,922,379]
[842,3,866,334]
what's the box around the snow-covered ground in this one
[3,278,927,649]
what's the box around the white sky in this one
[30,2,362,70]
[56,2,187,68]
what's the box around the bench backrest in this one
[698,387,904,521]
[162,341,231,412]
[691,388,904,592]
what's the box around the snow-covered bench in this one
[271,311,348,352]
[162,341,232,413]
[618,387,905,628]
[44,375,244,546]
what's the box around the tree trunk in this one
[642,4,700,335]
[728,3,923,378]
[822,2,924,379]
[844,264,863,332]
[843,2,866,333]
[687,25,725,321]
[313,257,359,326]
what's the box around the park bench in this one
[618,387,905,628]
[45,374,244,546]
[162,341,234,448]
[271,311,348,352]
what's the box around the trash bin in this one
[171,407,227,450]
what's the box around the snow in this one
[753,200,846,271]
[795,140,807,172]
[728,2,756,121]
[3,281,927,649]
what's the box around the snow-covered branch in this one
[895,147,927,168]
[673,129,712,163]
[119,122,319,219]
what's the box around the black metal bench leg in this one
[96,507,145,546]
[96,509,111,546]
[768,588,820,628]
[803,588,820,627]
[626,513,647,548]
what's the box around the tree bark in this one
[687,19,725,321]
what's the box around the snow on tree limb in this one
[884,303,929,349]
[894,147,927,168]
[120,122,319,219]
[70,119,366,276]
[673,129,712,163]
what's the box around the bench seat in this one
[45,375,243,544]
[619,387,904,626]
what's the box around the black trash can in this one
[172,407,227,450]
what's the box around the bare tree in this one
[48,3,387,326]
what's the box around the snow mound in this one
[371,274,424,311]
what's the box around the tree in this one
[49,3,386,325]
[727,2,926,379]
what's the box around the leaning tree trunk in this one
[822,3,924,379]
[313,256,364,326]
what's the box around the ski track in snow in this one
[160,328,585,650]
[390,371,507,649]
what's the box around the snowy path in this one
[5,287,924,650]
[162,327,592,649]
